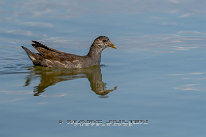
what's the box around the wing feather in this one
[31,41,81,62]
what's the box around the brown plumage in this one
[22,36,117,68]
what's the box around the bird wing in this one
[32,41,78,62]
[32,41,65,54]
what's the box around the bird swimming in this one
[22,36,117,68]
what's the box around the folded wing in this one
[31,41,78,62]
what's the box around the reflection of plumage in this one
[22,36,116,68]
[24,66,117,96]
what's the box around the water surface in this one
[1,0,206,137]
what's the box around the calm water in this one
[1,0,206,136]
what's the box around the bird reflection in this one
[24,66,117,96]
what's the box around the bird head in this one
[93,36,117,50]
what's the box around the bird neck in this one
[87,44,102,64]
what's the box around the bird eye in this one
[103,40,107,42]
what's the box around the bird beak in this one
[108,44,117,49]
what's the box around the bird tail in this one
[21,46,42,65]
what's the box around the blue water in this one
[1,0,206,136]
